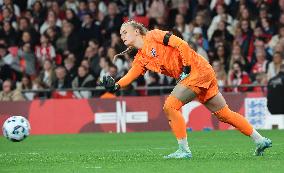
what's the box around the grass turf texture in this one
[0,130,282,173]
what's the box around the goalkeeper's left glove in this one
[102,76,120,92]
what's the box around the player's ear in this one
[135,29,140,35]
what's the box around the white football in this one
[2,116,31,142]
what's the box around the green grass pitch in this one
[0,130,283,173]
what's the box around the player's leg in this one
[204,92,272,156]
[163,84,199,159]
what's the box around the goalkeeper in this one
[102,20,272,159]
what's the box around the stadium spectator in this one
[65,8,81,32]
[50,1,65,20]
[252,72,267,92]
[192,13,208,39]
[110,31,127,55]
[45,26,60,46]
[64,54,77,81]
[0,46,22,81]
[80,12,101,46]
[1,7,17,29]
[173,14,192,43]
[0,21,17,46]
[210,20,234,47]
[128,0,149,18]
[16,75,35,100]
[239,19,254,63]
[72,65,96,98]
[18,43,36,77]
[77,0,89,21]
[212,59,227,91]
[35,33,56,66]
[98,56,111,82]
[1,0,21,17]
[52,66,71,89]
[268,24,284,52]
[80,58,91,71]
[251,49,269,80]
[19,31,32,48]
[40,10,62,34]
[100,2,123,40]
[17,17,40,46]
[167,1,191,28]
[62,0,79,14]
[267,52,284,80]
[0,79,25,101]
[228,44,247,72]
[148,0,166,20]
[213,44,229,69]
[227,61,251,92]
[88,0,98,20]
[107,47,127,78]
[56,21,82,58]
[38,59,55,88]
[30,1,46,29]
[85,43,101,78]
[208,4,234,40]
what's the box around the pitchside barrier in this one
[1,90,280,135]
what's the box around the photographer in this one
[267,64,284,114]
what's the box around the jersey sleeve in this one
[116,54,146,88]
[150,29,194,65]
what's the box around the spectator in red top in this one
[228,61,252,92]
[35,33,56,66]
[240,19,254,63]
[251,49,268,78]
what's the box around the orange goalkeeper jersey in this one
[117,29,215,89]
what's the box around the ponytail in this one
[113,47,133,62]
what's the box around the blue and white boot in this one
[254,137,272,156]
[164,146,192,159]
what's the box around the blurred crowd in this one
[0,0,284,101]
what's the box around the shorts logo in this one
[151,48,157,57]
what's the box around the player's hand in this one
[177,66,191,83]
[102,76,120,92]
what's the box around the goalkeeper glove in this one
[102,76,120,92]
[177,66,191,83]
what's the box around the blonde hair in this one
[113,20,148,62]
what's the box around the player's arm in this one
[117,64,145,88]
[102,58,145,92]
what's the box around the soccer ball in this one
[2,116,31,142]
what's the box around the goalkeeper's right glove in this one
[102,76,120,92]
[177,66,191,83]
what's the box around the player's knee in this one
[163,96,183,114]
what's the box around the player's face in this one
[120,24,139,47]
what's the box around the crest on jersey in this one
[150,48,157,57]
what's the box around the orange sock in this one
[163,95,187,139]
[214,105,253,136]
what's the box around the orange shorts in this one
[180,77,219,104]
